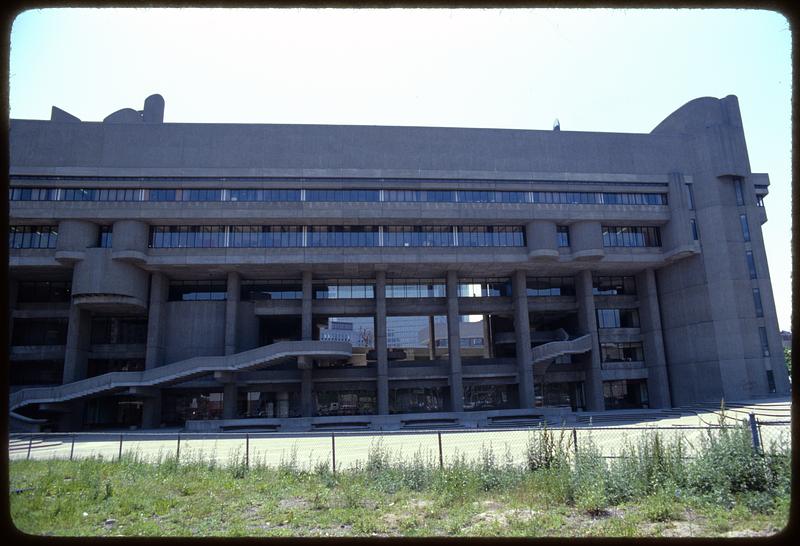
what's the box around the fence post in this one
[245,433,250,468]
[438,432,443,469]
[748,413,761,453]
[331,433,336,475]
[118,434,124,461]
[26,436,33,460]
[70,434,76,461]
[176,434,181,463]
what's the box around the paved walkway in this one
[9,398,791,468]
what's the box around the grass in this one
[9,422,791,537]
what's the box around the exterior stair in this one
[9,340,352,415]
[532,333,593,365]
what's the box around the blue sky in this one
[9,8,793,331]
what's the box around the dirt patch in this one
[470,508,539,528]
[278,497,311,510]
[724,527,780,538]
[407,499,432,510]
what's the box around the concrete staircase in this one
[532,334,593,364]
[9,340,352,416]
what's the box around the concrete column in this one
[225,272,241,355]
[375,271,389,414]
[145,272,168,369]
[446,271,463,412]
[223,382,238,419]
[141,391,162,429]
[575,270,605,411]
[300,368,313,417]
[512,270,535,408]
[526,220,559,260]
[636,269,672,408]
[571,221,605,261]
[428,316,436,359]
[301,270,313,341]
[300,270,314,417]
[62,302,91,384]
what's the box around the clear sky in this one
[8,7,793,331]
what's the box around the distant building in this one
[8,94,791,431]
[780,331,792,350]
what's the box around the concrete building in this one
[8,94,790,431]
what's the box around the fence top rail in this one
[9,423,775,440]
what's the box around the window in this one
[384,226,453,247]
[734,178,745,206]
[9,187,56,201]
[557,226,570,247]
[456,226,525,247]
[9,226,58,249]
[228,189,300,202]
[241,280,303,300]
[457,190,526,203]
[168,280,227,301]
[306,189,379,202]
[11,319,68,346]
[17,281,72,303]
[601,226,661,247]
[740,214,751,242]
[181,189,222,201]
[753,288,764,317]
[766,370,776,393]
[62,188,97,201]
[148,226,226,248]
[386,279,446,298]
[746,251,758,279]
[147,189,177,201]
[685,184,695,210]
[98,226,113,248]
[596,308,640,329]
[313,280,375,299]
[526,277,575,296]
[593,276,636,296]
[600,342,644,363]
[457,278,512,297]
[756,194,765,207]
[759,327,771,357]
[690,218,699,241]
[90,317,148,344]
[308,226,379,247]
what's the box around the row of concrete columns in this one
[57,265,671,428]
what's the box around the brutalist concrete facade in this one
[8,94,790,432]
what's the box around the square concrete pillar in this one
[63,303,91,383]
[300,368,313,417]
[446,271,463,412]
[225,272,241,355]
[512,270,535,408]
[575,270,605,411]
[636,269,672,408]
[375,271,389,415]
[145,272,169,369]
[9,278,18,347]
[223,382,238,419]
[302,271,313,341]
[141,391,162,429]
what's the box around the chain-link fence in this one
[9,413,791,471]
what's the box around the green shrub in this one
[640,486,682,522]
[525,425,571,472]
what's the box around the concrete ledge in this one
[54,250,85,263]
[111,249,148,263]
[571,249,605,261]
[528,249,560,261]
